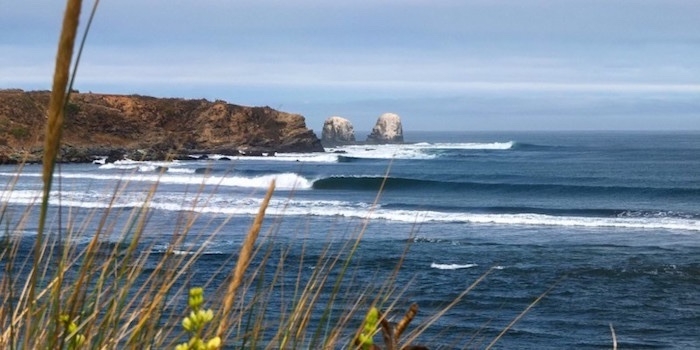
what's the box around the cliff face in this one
[0,89,323,163]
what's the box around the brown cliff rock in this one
[0,89,323,163]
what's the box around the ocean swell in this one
[310,175,700,199]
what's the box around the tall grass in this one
[0,1,561,349]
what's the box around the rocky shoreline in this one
[0,89,323,164]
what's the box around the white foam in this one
[0,189,368,217]
[2,186,697,233]
[266,152,340,163]
[150,242,224,255]
[98,159,184,172]
[179,202,695,232]
[158,249,224,255]
[166,168,196,174]
[326,141,513,160]
[1,172,312,190]
[0,189,152,208]
[327,144,436,160]
[431,263,478,270]
[425,141,514,150]
[364,210,700,232]
[138,165,158,172]
[203,152,340,163]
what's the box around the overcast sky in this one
[2,0,699,132]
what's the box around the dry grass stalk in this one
[379,316,395,350]
[485,279,561,350]
[28,0,82,346]
[42,0,82,183]
[217,179,276,339]
[361,304,423,350]
[401,267,496,347]
[394,303,418,340]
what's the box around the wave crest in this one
[431,263,478,270]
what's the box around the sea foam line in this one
[326,141,514,160]
[365,210,700,232]
[0,172,312,190]
[2,189,697,232]
[414,141,514,150]
[430,263,478,270]
[201,153,340,163]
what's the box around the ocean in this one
[1,131,699,349]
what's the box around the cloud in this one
[295,91,700,132]
[2,1,699,131]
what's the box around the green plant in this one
[357,307,379,350]
[59,314,86,350]
[65,101,80,117]
[176,287,221,350]
[9,127,29,140]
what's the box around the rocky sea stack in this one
[0,89,323,164]
[366,113,404,144]
[321,116,355,147]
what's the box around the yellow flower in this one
[358,307,379,350]
[198,309,214,323]
[74,334,86,347]
[182,316,195,332]
[206,336,221,349]
[179,287,222,350]
[188,337,204,349]
[188,287,205,309]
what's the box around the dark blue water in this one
[1,131,699,349]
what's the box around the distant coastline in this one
[0,89,323,164]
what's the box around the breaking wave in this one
[0,171,312,190]
[431,263,478,270]
[2,189,698,232]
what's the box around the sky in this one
[1,0,699,133]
